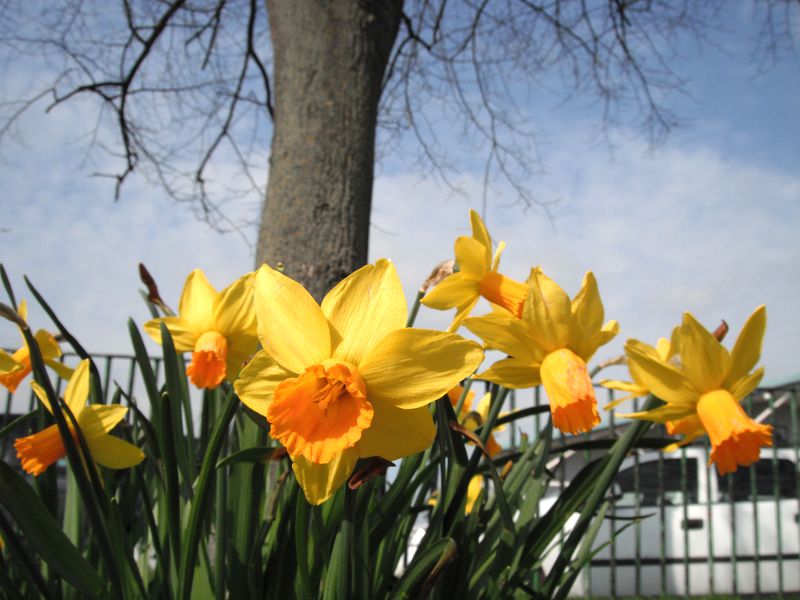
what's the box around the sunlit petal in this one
[322,260,406,365]
[723,305,766,390]
[292,449,358,505]
[357,402,435,460]
[178,269,217,331]
[359,329,483,409]
[254,264,331,373]
[234,350,295,418]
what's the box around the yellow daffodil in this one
[465,269,618,435]
[0,300,73,393]
[465,475,484,514]
[621,306,771,475]
[421,210,527,331]
[601,331,704,451]
[145,269,259,389]
[234,259,484,505]
[15,360,144,476]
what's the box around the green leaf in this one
[390,537,457,599]
[177,390,238,600]
[0,462,106,598]
[215,445,283,469]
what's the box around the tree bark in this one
[257,0,403,300]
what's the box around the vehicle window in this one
[717,458,799,501]
[614,458,698,506]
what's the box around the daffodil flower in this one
[421,210,527,331]
[144,270,259,389]
[601,331,705,451]
[15,360,144,476]
[0,300,73,393]
[465,269,618,435]
[621,306,771,475]
[234,259,484,505]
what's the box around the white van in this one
[565,447,800,597]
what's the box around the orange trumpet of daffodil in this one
[15,360,144,476]
[0,300,73,393]
[621,306,771,475]
[465,268,618,435]
[234,259,484,505]
[144,269,259,389]
[421,210,527,331]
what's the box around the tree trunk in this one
[257,0,403,300]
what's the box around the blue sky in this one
[1,5,798,413]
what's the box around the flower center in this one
[478,271,527,318]
[267,360,373,465]
[540,348,599,434]
[697,389,772,475]
[15,424,72,476]
[186,331,228,389]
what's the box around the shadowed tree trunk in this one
[257,0,403,300]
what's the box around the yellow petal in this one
[0,349,20,373]
[655,337,672,361]
[254,264,331,374]
[78,405,128,438]
[322,260,407,366]
[64,360,91,417]
[679,312,729,392]
[143,316,200,352]
[447,296,481,333]
[466,475,484,514]
[359,329,483,409]
[233,350,294,418]
[43,358,74,381]
[625,340,698,408]
[33,330,61,360]
[224,330,259,381]
[723,305,766,390]
[522,268,571,351]
[357,402,435,460]
[292,448,358,505]
[491,240,506,272]
[454,236,488,279]
[213,272,257,337]
[178,269,217,331]
[621,403,695,424]
[421,273,478,310]
[464,313,542,362]
[729,367,764,402]
[30,381,54,414]
[85,435,144,469]
[478,357,541,389]
[469,209,492,268]
[575,320,619,362]
[599,380,646,410]
[569,272,604,351]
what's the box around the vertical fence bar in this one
[102,356,113,402]
[658,450,667,597]
[791,389,800,580]
[728,470,738,595]
[747,395,761,598]
[705,438,715,596]
[680,447,690,597]
[769,392,784,597]
[581,388,594,600]
[608,395,617,598]
[632,394,641,598]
